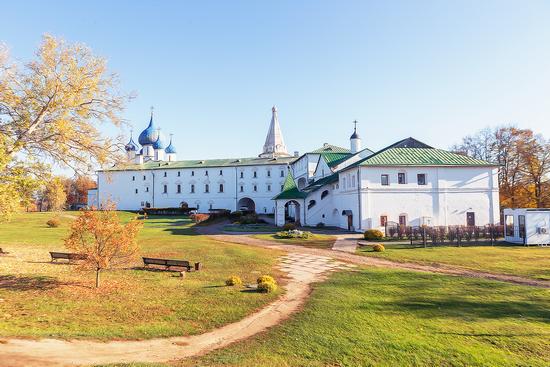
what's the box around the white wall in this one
[97,164,289,213]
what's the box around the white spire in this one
[259,106,290,158]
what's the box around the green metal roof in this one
[101,156,297,172]
[302,172,339,193]
[322,153,352,167]
[358,148,496,167]
[310,144,350,154]
[273,170,308,200]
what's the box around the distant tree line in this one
[452,126,550,209]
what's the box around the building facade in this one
[89,107,500,231]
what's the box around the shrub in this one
[225,275,243,286]
[364,229,384,240]
[258,280,277,293]
[282,223,296,231]
[239,213,259,224]
[257,275,275,284]
[372,244,385,252]
[46,218,61,228]
[190,213,210,223]
[276,230,313,239]
[316,222,325,228]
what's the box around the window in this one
[505,215,514,237]
[240,185,244,192]
[135,189,138,194]
[280,170,284,177]
[197,204,200,210]
[399,214,407,226]
[240,172,244,178]
[219,184,224,193]
[146,187,149,192]
[308,200,316,209]
[267,184,271,191]
[205,184,209,193]
[141,201,144,206]
[205,170,208,176]
[281,185,284,191]
[209,203,213,210]
[191,184,195,193]
[519,215,526,239]
[219,169,223,176]
[417,174,426,185]
[466,212,475,226]
[380,215,387,226]
[381,174,389,186]
[321,190,329,199]
[132,176,135,181]
[164,172,167,177]
[177,184,181,193]
[267,170,271,177]
[398,172,406,184]
[191,171,194,176]
[253,185,257,192]
[253,171,257,178]
[163,184,167,194]
[143,175,146,180]
[177,171,181,177]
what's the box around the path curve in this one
[0,253,351,367]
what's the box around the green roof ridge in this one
[358,147,497,167]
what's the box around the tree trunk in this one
[95,268,101,288]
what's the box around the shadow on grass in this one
[0,275,63,291]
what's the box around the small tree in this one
[64,205,142,287]
[44,177,67,211]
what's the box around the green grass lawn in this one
[357,242,550,280]
[0,212,283,340]
[253,233,336,249]
[222,223,279,233]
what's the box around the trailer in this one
[503,208,550,246]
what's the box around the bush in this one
[372,244,385,252]
[239,213,259,225]
[282,223,296,231]
[364,229,384,240]
[276,230,313,239]
[316,222,325,228]
[225,275,243,286]
[46,218,61,228]
[257,275,275,284]
[190,213,210,223]
[258,281,277,293]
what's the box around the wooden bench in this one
[50,252,87,262]
[142,257,194,271]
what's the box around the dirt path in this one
[203,230,550,289]
[0,253,352,367]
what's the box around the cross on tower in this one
[353,120,358,132]
[150,106,154,116]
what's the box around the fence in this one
[384,223,505,247]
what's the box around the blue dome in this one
[153,132,166,149]
[138,115,159,145]
[165,137,177,154]
[125,137,138,151]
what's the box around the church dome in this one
[165,136,177,154]
[124,137,138,151]
[350,130,360,139]
[153,131,166,149]
[138,115,159,145]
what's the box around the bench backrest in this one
[50,252,87,260]
[143,257,190,268]
[166,259,190,268]
[143,257,169,266]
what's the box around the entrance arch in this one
[284,200,302,225]
[237,197,256,212]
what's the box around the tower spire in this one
[259,105,290,158]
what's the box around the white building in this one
[503,208,550,245]
[89,107,500,231]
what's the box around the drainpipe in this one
[357,167,362,231]
[235,166,238,211]
[151,171,155,208]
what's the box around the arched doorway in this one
[237,197,255,212]
[180,201,189,209]
[284,200,301,225]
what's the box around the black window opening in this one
[321,190,329,199]
[267,184,271,191]
[253,171,257,178]
[132,176,135,181]
[205,184,209,193]
[205,171,208,176]
[191,171,195,176]
[381,174,389,186]
[163,184,167,194]
[191,184,195,193]
[143,175,146,180]
[164,172,167,177]
[240,185,244,192]
[281,185,284,191]
[177,184,181,194]
[219,170,223,176]
[417,174,426,185]
[240,172,244,178]
[398,172,406,184]
[253,185,257,192]
[518,215,526,239]
[267,171,271,177]
[177,171,181,177]
[146,187,149,192]
[219,184,224,193]
[280,170,284,177]
[135,189,138,194]
[308,200,316,209]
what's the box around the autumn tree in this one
[43,177,67,211]
[64,205,142,288]
[63,175,96,207]
[0,35,130,220]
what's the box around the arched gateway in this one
[237,197,256,212]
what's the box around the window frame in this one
[381,174,389,186]
[417,173,426,185]
[398,172,406,184]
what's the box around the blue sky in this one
[2,0,550,162]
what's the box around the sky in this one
[2,0,550,166]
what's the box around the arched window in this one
[321,190,329,199]
[308,200,316,209]
[177,184,181,193]
[219,184,224,193]
[191,184,195,193]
